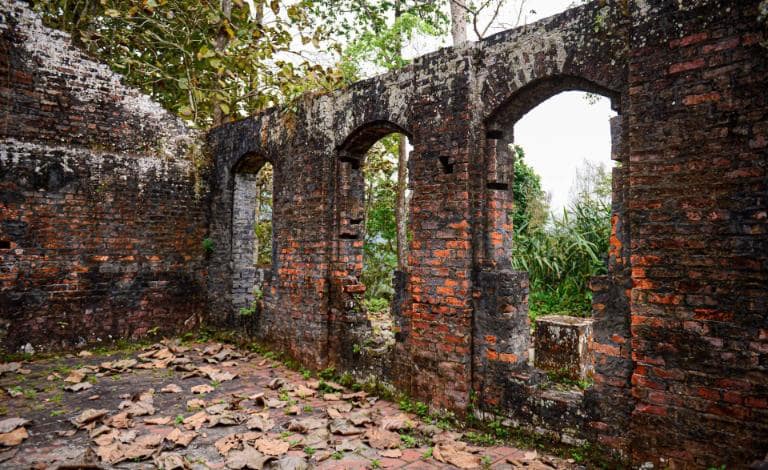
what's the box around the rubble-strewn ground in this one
[0,340,579,469]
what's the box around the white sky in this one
[515,92,616,211]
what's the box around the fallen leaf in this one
[365,428,400,449]
[335,438,363,452]
[292,385,314,398]
[87,395,101,401]
[90,425,112,438]
[267,378,284,390]
[154,452,191,470]
[348,411,372,426]
[107,412,133,429]
[246,415,275,432]
[226,444,274,469]
[273,455,309,470]
[341,391,367,401]
[71,409,109,428]
[64,370,86,383]
[0,427,28,447]
[78,350,93,357]
[118,429,138,443]
[287,417,325,434]
[191,384,214,394]
[208,411,243,427]
[93,430,118,446]
[329,419,364,436]
[265,398,286,409]
[166,428,198,447]
[0,363,21,375]
[161,384,183,393]
[433,442,480,469]
[65,382,93,393]
[187,398,206,409]
[381,413,413,431]
[56,429,77,437]
[183,411,208,430]
[216,434,244,456]
[203,343,224,356]
[100,359,137,371]
[144,416,172,425]
[253,437,290,456]
[94,442,124,465]
[0,418,28,434]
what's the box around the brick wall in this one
[627,1,768,465]
[0,1,209,351]
[208,1,767,465]
[5,0,767,465]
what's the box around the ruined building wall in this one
[208,0,767,466]
[2,0,765,466]
[626,1,768,465]
[0,1,209,351]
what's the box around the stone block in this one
[534,315,594,380]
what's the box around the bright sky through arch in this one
[514,92,617,212]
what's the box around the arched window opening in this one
[510,91,616,324]
[336,123,411,344]
[361,133,410,341]
[232,155,273,316]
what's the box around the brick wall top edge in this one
[207,0,631,164]
[1,0,200,159]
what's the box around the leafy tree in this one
[361,136,399,306]
[32,0,344,127]
[511,145,547,234]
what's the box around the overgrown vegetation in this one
[511,152,612,321]
[361,135,401,313]
[252,163,274,267]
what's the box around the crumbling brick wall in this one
[208,0,767,465]
[4,0,766,466]
[0,1,209,351]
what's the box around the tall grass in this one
[511,162,612,320]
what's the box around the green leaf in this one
[218,102,230,114]
[197,46,215,59]
[178,105,194,117]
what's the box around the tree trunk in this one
[450,0,467,46]
[212,0,233,126]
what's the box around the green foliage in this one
[202,238,214,254]
[239,302,258,317]
[362,297,390,314]
[399,433,417,448]
[398,397,429,418]
[511,145,547,233]
[253,163,274,266]
[318,366,336,381]
[33,0,344,127]
[511,160,612,320]
[361,136,400,305]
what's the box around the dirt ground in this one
[0,340,578,469]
